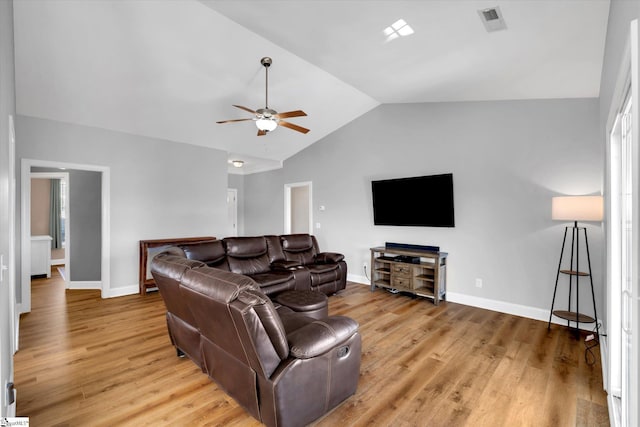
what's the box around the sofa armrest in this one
[288,316,359,359]
[315,252,344,264]
[271,260,302,270]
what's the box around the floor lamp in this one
[547,195,603,338]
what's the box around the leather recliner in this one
[148,253,207,368]
[169,234,348,297]
[279,234,347,295]
[151,253,362,427]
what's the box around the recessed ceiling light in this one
[383,18,414,42]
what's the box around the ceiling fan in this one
[217,57,310,136]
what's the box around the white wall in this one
[244,98,603,319]
[15,115,229,296]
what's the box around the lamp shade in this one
[256,118,277,132]
[552,196,603,221]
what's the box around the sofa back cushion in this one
[179,240,229,270]
[179,267,288,377]
[150,253,205,324]
[280,234,318,265]
[265,235,286,263]
[224,236,272,275]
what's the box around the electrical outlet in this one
[475,278,483,288]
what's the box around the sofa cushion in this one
[280,234,317,265]
[224,236,272,274]
[182,266,259,303]
[179,240,228,268]
[287,316,359,359]
[306,263,339,274]
[249,271,294,288]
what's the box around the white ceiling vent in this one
[478,6,507,32]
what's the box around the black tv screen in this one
[371,173,455,227]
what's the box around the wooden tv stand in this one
[370,246,448,305]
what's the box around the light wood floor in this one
[15,269,609,426]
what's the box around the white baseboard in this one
[447,292,601,330]
[447,291,550,321]
[348,275,600,332]
[102,284,139,299]
[16,303,27,316]
[51,258,65,266]
[348,274,369,285]
[67,281,102,290]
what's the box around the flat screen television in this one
[371,173,455,227]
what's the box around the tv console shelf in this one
[370,246,448,305]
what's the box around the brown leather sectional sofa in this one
[170,233,348,296]
[150,245,361,427]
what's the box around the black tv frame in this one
[371,173,455,227]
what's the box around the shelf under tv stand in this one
[370,246,448,305]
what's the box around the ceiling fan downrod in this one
[261,57,272,109]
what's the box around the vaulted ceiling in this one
[13,0,610,174]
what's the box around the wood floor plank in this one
[15,269,609,426]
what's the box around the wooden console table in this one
[370,246,448,305]
[139,236,216,295]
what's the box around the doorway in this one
[30,172,69,282]
[284,181,312,234]
[20,159,110,315]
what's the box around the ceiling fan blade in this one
[216,118,254,124]
[233,105,257,114]
[275,110,307,119]
[257,129,267,136]
[279,120,310,134]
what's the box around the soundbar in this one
[385,242,440,253]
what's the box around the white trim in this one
[20,159,111,313]
[102,284,138,299]
[350,277,601,331]
[67,281,102,290]
[51,258,65,266]
[348,274,368,285]
[227,188,238,237]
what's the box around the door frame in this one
[1,115,17,416]
[227,188,238,237]
[284,181,312,234]
[20,159,111,314]
[604,18,640,427]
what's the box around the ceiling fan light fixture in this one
[256,117,278,132]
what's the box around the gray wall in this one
[16,115,229,296]
[68,170,101,281]
[244,98,603,315]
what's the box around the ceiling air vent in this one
[478,6,507,32]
